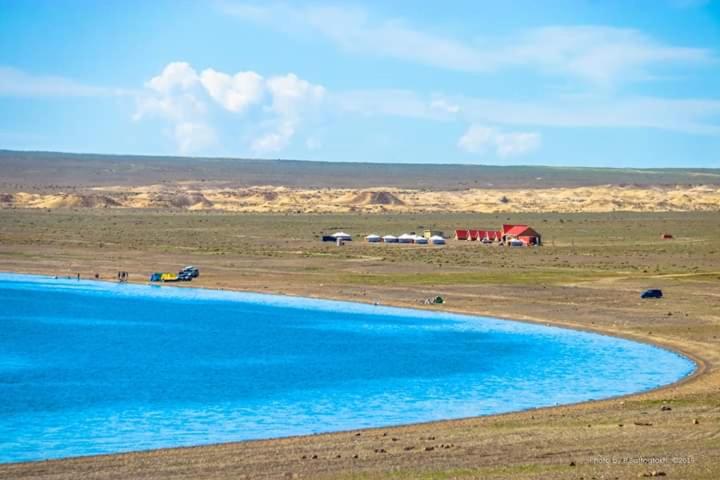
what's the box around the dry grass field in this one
[1,208,719,479]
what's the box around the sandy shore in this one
[1,210,718,479]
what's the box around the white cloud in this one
[251,73,325,153]
[430,99,460,114]
[135,62,211,154]
[0,66,130,97]
[458,124,541,157]
[266,73,325,116]
[220,3,714,85]
[455,94,720,135]
[331,89,452,121]
[134,62,327,154]
[174,122,217,155]
[133,92,207,122]
[251,121,295,153]
[329,88,720,136]
[146,62,199,94]
[508,26,711,85]
[200,69,264,112]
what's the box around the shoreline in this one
[0,269,706,467]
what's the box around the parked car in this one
[180,266,199,278]
[641,289,663,299]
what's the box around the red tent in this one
[455,229,469,240]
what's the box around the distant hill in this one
[1,149,719,190]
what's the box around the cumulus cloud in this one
[200,69,264,113]
[458,124,541,157]
[251,73,325,153]
[266,73,325,115]
[146,62,199,94]
[133,62,326,154]
[250,121,295,153]
[134,62,215,154]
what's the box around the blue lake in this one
[0,273,695,463]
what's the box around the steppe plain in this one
[0,151,718,479]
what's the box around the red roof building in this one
[454,224,541,246]
[502,224,542,245]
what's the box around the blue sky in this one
[1,0,719,167]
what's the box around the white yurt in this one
[429,235,446,245]
[332,231,352,241]
[365,234,381,243]
[382,234,398,243]
[398,233,415,244]
[413,235,428,245]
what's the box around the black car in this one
[640,289,663,299]
[180,266,199,278]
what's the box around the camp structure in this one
[455,229,469,240]
[382,234,398,243]
[423,229,444,239]
[398,233,415,244]
[502,224,542,246]
[455,224,541,246]
[413,235,429,245]
[455,228,502,242]
[478,229,502,242]
[331,231,352,241]
[365,234,381,243]
[160,272,180,282]
[429,235,446,245]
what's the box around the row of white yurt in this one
[429,235,446,245]
[364,233,445,245]
[332,231,352,241]
[398,233,415,243]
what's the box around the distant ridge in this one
[1,149,719,190]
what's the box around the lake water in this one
[0,273,694,463]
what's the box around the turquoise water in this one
[0,273,694,463]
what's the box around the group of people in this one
[117,271,129,282]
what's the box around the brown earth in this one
[0,209,718,479]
